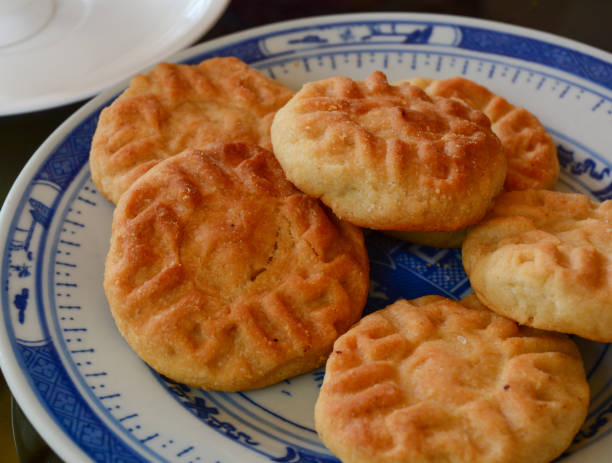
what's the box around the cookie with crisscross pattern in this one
[463,189,612,342]
[388,76,559,248]
[91,57,294,204]
[407,77,559,191]
[270,71,506,232]
[104,143,369,390]
[315,295,588,463]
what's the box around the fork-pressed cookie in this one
[462,189,612,342]
[387,76,559,248]
[104,143,369,391]
[271,71,507,232]
[407,76,559,191]
[315,295,589,463]
[90,57,294,204]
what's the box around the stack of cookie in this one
[91,57,371,391]
[89,57,612,463]
[269,71,602,462]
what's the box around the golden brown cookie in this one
[407,77,559,191]
[104,143,370,391]
[271,71,507,232]
[90,57,294,204]
[463,189,612,342]
[386,77,559,248]
[315,295,589,463]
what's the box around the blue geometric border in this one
[457,25,611,89]
[18,342,146,463]
[160,377,337,463]
[182,20,611,90]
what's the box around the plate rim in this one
[1,11,611,463]
[168,11,612,75]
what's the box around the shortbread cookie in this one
[91,57,294,204]
[104,144,370,391]
[463,189,612,342]
[271,71,507,231]
[407,77,559,191]
[386,77,559,248]
[315,295,589,463]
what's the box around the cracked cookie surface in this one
[90,57,294,204]
[271,71,506,231]
[104,143,369,390]
[315,295,589,463]
[463,189,612,341]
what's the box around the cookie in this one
[407,77,559,191]
[386,77,559,248]
[104,144,370,391]
[90,57,294,204]
[462,189,612,342]
[315,295,589,463]
[271,71,507,232]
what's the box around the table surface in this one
[1,0,611,461]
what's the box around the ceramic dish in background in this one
[0,0,230,116]
[0,12,611,463]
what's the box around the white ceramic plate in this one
[1,12,611,463]
[0,0,229,116]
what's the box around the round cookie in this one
[91,57,294,204]
[388,76,559,248]
[462,189,612,342]
[271,71,507,232]
[407,77,559,191]
[104,143,370,391]
[315,295,589,463]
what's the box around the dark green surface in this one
[12,397,63,463]
[1,102,83,208]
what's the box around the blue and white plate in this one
[1,13,611,463]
